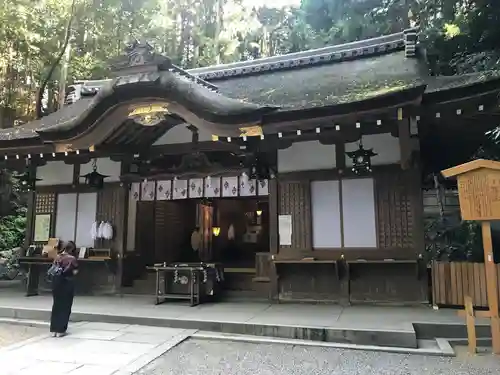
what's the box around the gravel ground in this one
[0,323,45,349]
[137,339,500,375]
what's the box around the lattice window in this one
[376,171,414,249]
[278,181,311,249]
[35,193,56,214]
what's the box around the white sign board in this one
[278,215,292,246]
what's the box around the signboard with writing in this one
[456,169,500,221]
[441,159,500,355]
[442,159,500,221]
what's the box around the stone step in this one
[0,305,419,349]
[0,316,456,356]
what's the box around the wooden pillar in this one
[23,191,36,248]
[72,163,80,187]
[23,162,38,248]
[398,119,412,170]
[482,221,500,354]
[335,142,346,171]
[268,178,278,255]
[115,183,129,295]
[268,177,279,301]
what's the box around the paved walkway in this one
[137,339,500,375]
[0,291,485,351]
[0,292,467,330]
[0,322,193,375]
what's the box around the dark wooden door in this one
[135,201,155,266]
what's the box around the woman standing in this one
[49,241,78,337]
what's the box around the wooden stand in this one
[464,295,477,354]
[442,160,500,354]
[482,221,500,353]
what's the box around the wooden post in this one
[464,295,477,354]
[441,159,500,354]
[482,221,500,354]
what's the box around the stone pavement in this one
[137,339,500,375]
[0,292,487,350]
[0,322,45,348]
[0,322,194,375]
[0,291,468,329]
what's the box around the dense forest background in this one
[0,0,499,252]
[1,0,499,128]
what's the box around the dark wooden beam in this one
[278,164,401,182]
[72,163,80,187]
[35,182,122,194]
[398,119,412,170]
[335,142,346,171]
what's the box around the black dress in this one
[50,254,78,334]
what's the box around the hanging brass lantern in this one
[81,159,109,189]
[345,139,377,176]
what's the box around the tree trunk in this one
[214,0,223,65]
[35,0,77,119]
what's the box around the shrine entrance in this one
[132,192,270,297]
[135,196,269,265]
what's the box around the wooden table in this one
[147,263,223,307]
[18,256,114,297]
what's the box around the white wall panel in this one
[311,180,342,248]
[55,193,77,242]
[75,193,97,247]
[278,141,336,172]
[345,133,400,167]
[80,157,121,182]
[36,161,73,186]
[341,178,377,248]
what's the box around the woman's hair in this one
[63,241,76,255]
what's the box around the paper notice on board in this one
[278,215,292,245]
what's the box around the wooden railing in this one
[432,261,500,308]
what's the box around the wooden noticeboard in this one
[454,168,500,221]
[442,159,500,354]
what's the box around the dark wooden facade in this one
[4,29,500,305]
[28,181,126,295]
[258,165,427,304]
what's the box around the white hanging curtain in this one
[91,221,100,240]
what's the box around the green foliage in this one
[425,216,483,262]
[0,169,27,253]
[0,211,26,253]
[1,0,499,124]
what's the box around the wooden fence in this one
[432,261,500,308]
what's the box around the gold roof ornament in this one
[239,125,263,137]
[128,104,170,126]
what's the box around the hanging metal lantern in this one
[345,139,377,175]
[12,160,41,193]
[13,171,41,193]
[245,153,275,180]
[81,159,109,189]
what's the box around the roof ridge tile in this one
[188,31,406,79]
